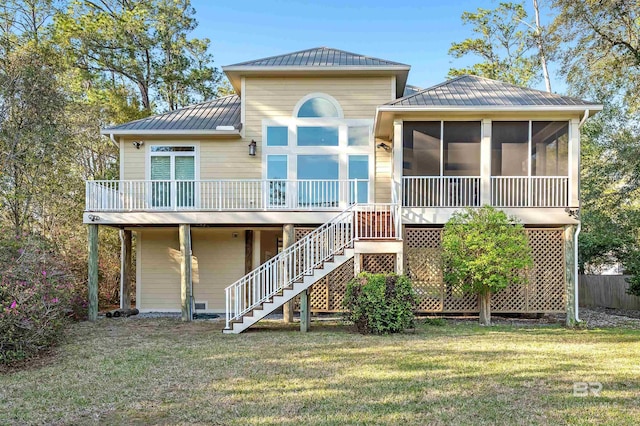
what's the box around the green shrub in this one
[0,232,86,364]
[343,273,417,334]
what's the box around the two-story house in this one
[85,47,601,333]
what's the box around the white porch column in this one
[569,118,580,207]
[392,120,403,204]
[480,119,492,206]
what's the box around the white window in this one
[148,145,197,208]
[262,94,373,207]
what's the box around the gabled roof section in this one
[101,95,241,136]
[387,75,601,108]
[226,47,409,68]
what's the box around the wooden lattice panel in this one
[361,254,396,274]
[526,229,565,312]
[293,228,355,312]
[405,228,441,249]
[404,227,567,314]
[492,279,527,312]
[327,258,355,311]
[406,247,443,311]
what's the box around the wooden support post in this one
[300,289,310,332]
[179,224,193,322]
[245,230,253,274]
[282,224,295,323]
[564,225,577,326]
[87,224,99,321]
[120,229,132,310]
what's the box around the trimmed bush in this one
[0,232,86,364]
[343,273,417,334]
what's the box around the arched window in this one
[294,94,342,118]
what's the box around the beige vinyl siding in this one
[191,228,245,311]
[122,138,145,180]
[121,76,393,186]
[138,228,181,310]
[375,138,392,202]
[246,76,393,198]
[199,139,261,179]
[138,227,245,312]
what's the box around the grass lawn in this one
[1,318,639,425]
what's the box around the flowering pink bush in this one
[0,231,87,364]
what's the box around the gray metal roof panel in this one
[388,75,599,107]
[104,95,241,132]
[227,47,409,68]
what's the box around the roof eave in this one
[100,129,242,137]
[222,65,411,73]
[374,104,603,140]
[378,105,603,113]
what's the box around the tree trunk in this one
[533,0,552,92]
[478,292,491,326]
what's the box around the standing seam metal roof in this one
[226,47,409,68]
[103,95,241,131]
[387,75,600,107]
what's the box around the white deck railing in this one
[402,177,481,207]
[491,177,568,207]
[401,176,569,208]
[85,179,368,212]
[225,203,399,328]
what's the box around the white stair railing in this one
[224,203,399,329]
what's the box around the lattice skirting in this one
[405,227,566,313]
[292,226,566,314]
[361,254,396,274]
[293,228,355,312]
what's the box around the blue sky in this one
[190,0,564,93]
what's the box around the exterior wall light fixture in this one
[248,140,257,156]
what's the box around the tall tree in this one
[0,48,69,235]
[551,0,640,110]
[55,0,223,112]
[448,1,540,86]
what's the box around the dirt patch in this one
[579,307,640,329]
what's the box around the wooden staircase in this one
[223,204,400,334]
[223,249,354,334]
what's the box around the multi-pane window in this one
[263,94,372,206]
[149,146,195,208]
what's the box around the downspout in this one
[574,109,589,322]
[109,133,118,148]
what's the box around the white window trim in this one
[293,92,344,119]
[262,118,374,202]
[145,141,201,181]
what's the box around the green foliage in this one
[448,1,540,86]
[0,230,87,364]
[551,0,640,111]
[442,206,532,296]
[579,102,640,277]
[343,273,417,335]
[54,0,223,112]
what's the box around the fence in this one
[579,275,640,310]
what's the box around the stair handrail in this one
[224,203,399,329]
